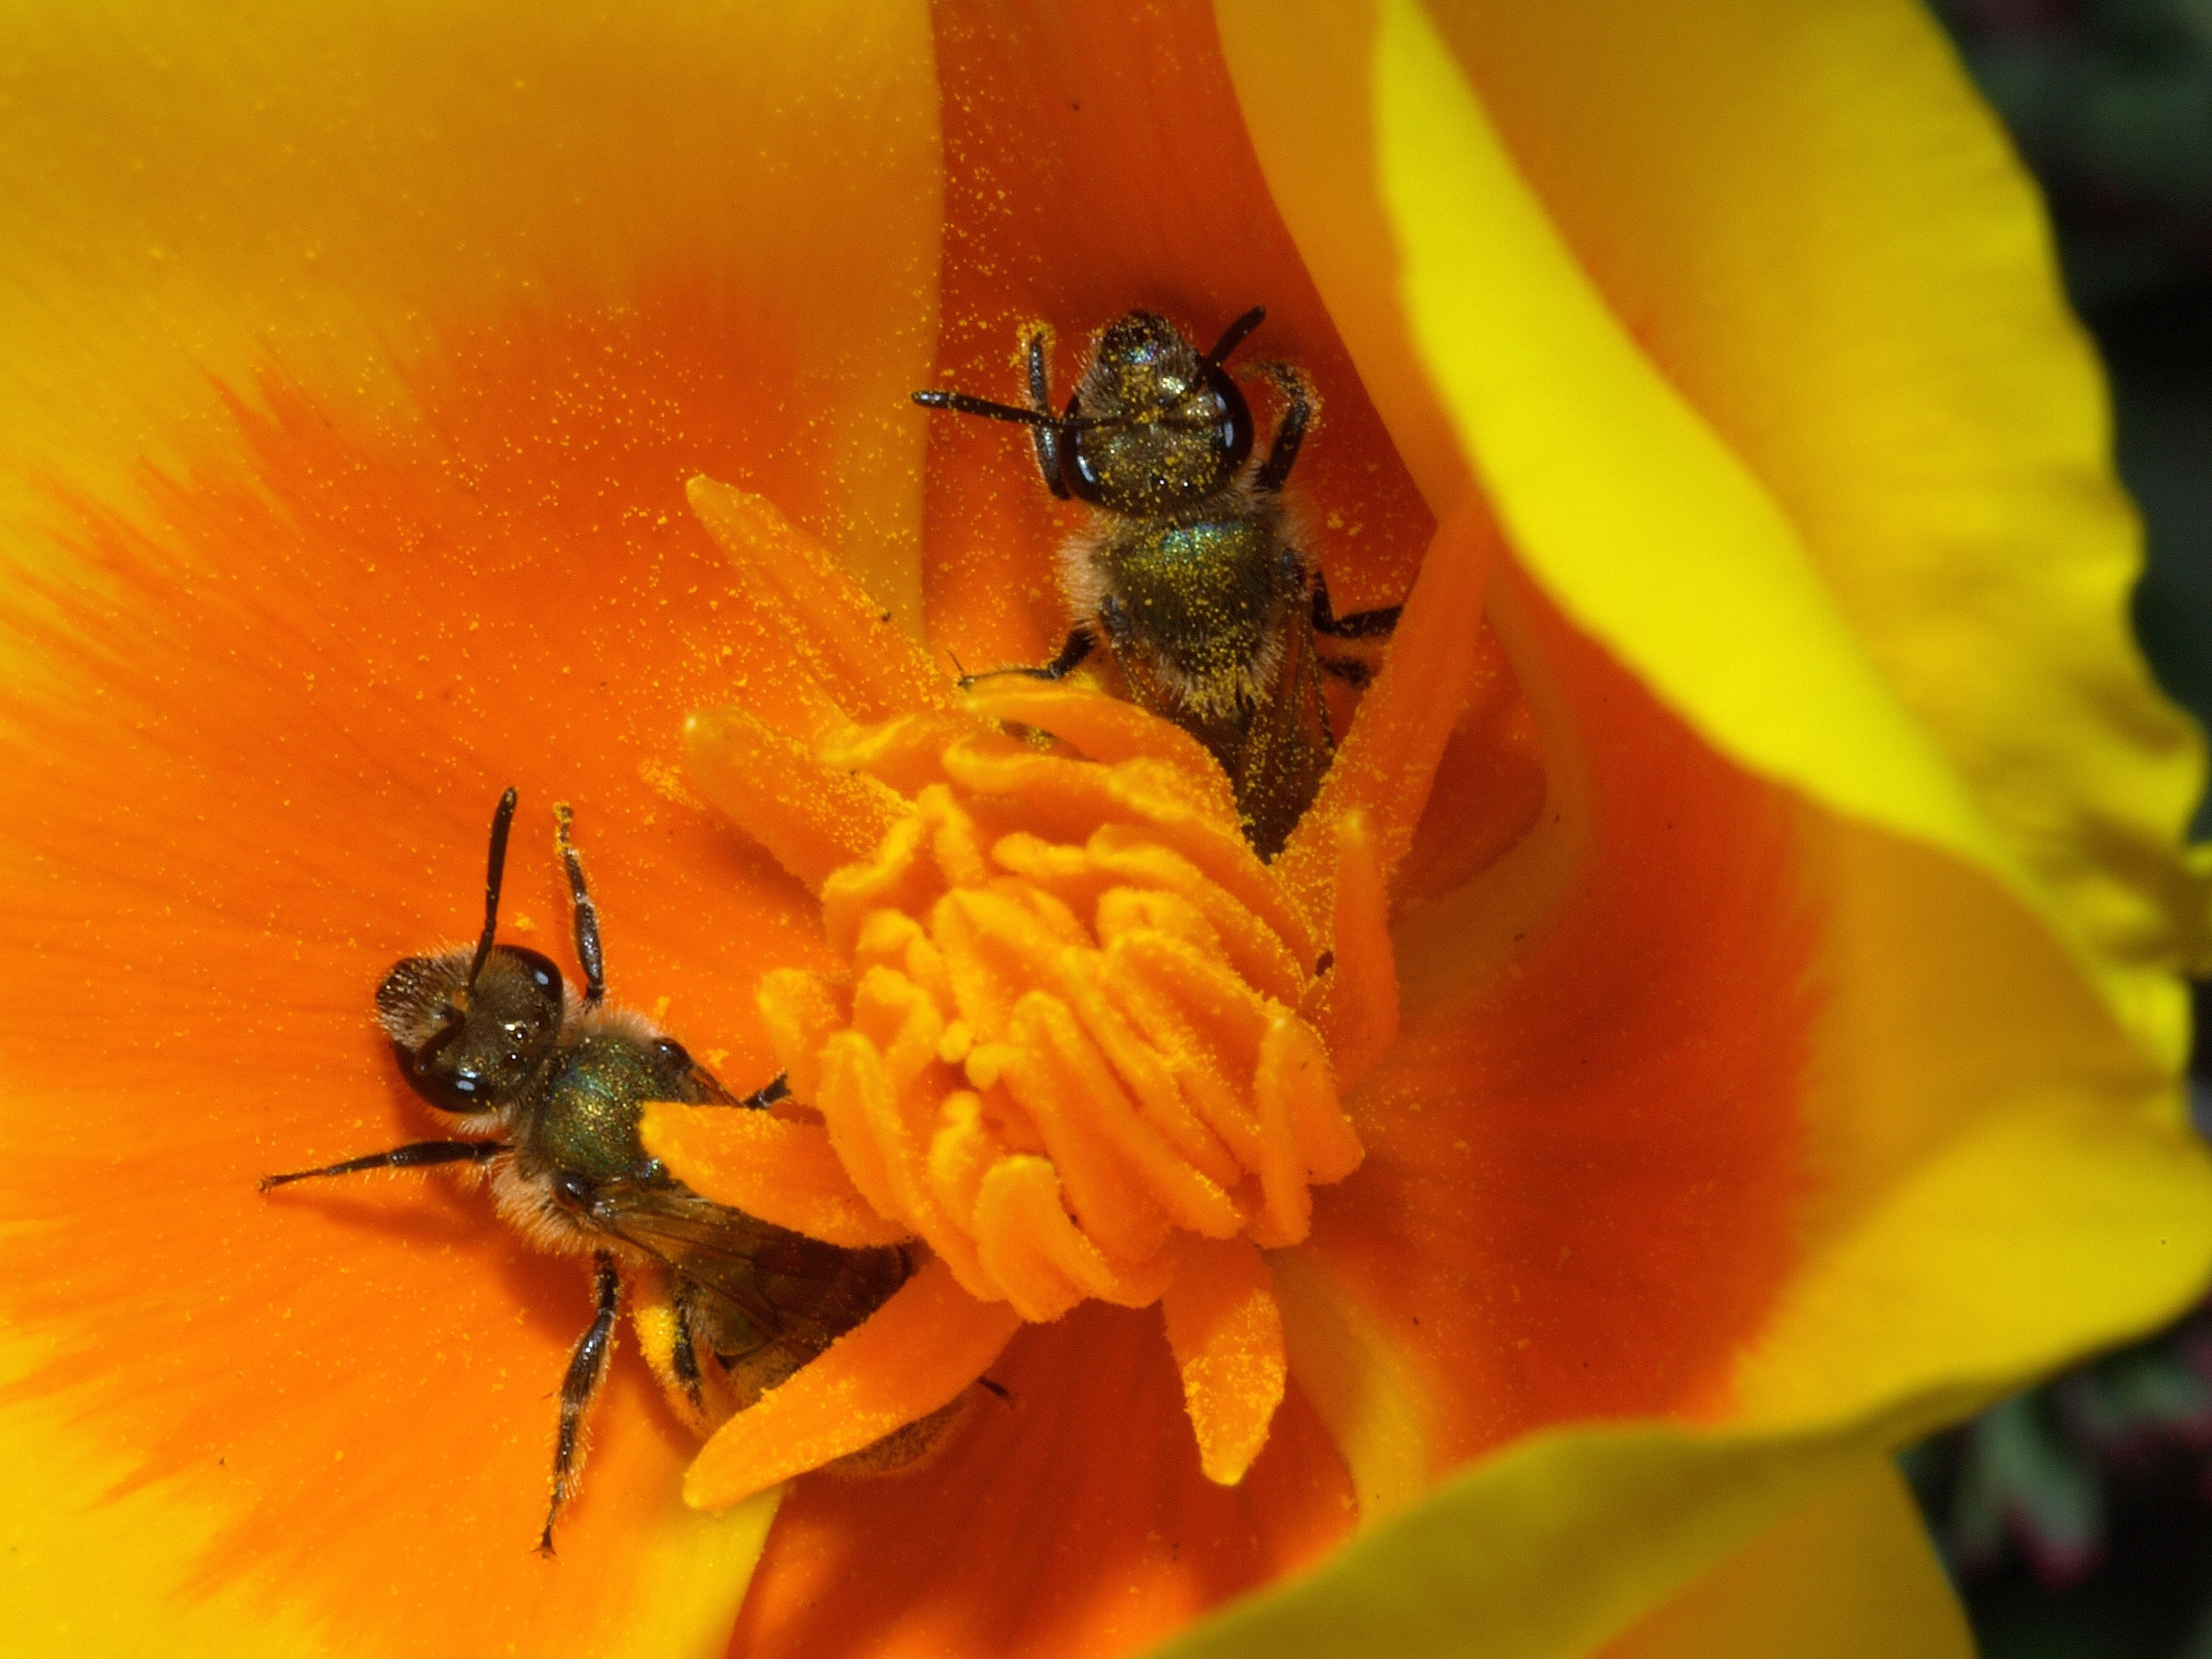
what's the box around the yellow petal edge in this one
[1191,0,2212,1654]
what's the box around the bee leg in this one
[957,628,1093,689]
[552,802,606,1007]
[740,1073,791,1110]
[540,1252,622,1555]
[1033,628,1095,679]
[1253,362,1316,494]
[1021,323,1071,500]
[1310,571,1403,639]
[1203,306,1269,369]
[258,1139,506,1190]
[669,1292,705,1406]
[629,1268,733,1437]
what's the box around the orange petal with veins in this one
[683,1258,1022,1512]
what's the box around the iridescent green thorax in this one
[527,1029,695,1182]
[1098,501,1296,714]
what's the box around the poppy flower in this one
[1,2,2205,1658]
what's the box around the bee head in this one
[377,788,565,1114]
[1067,312,1253,514]
[377,944,565,1113]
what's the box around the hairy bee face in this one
[376,943,564,1114]
[1065,312,1252,515]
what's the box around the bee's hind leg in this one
[539,1252,622,1555]
[628,1267,734,1438]
[1311,570,1398,691]
[1310,570,1402,640]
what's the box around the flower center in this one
[780,687,1364,1316]
[644,480,1490,1509]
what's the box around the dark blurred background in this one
[1911,3,2212,1654]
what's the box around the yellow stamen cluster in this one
[657,481,1487,1503]
[763,699,1362,1328]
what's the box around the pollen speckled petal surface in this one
[0,2,939,1654]
[1187,0,2212,1650]
[0,0,942,626]
[1,0,2206,1654]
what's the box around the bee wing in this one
[1234,603,1335,860]
[592,1184,901,1355]
[677,1059,742,1105]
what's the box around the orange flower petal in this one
[682,1258,1022,1511]
[1392,622,1549,913]
[0,285,880,1653]
[636,1101,910,1248]
[731,1304,1353,1659]
[1301,574,1811,1472]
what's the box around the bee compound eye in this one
[493,946,565,1008]
[654,1037,692,1068]
[552,1171,595,1212]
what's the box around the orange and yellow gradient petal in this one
[0,4,2204,1659]
[0,2,937,1655]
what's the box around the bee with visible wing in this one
[263,789,919,1551]
[914,307,1401,858]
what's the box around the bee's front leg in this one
[1020,321,1071,500]
[956,627,1094,690]
[539,1251,621,1555]
[1253,362,1317,494]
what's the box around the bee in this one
[262,788,917,1552]
[913,307,1401,859]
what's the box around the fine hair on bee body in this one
[913,305,1403,859]
[262,788,956,1552]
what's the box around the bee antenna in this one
[911,388,1130,435]
[911,388,1061,428]
[1203,306,1267,369]
[469,786,520,986]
